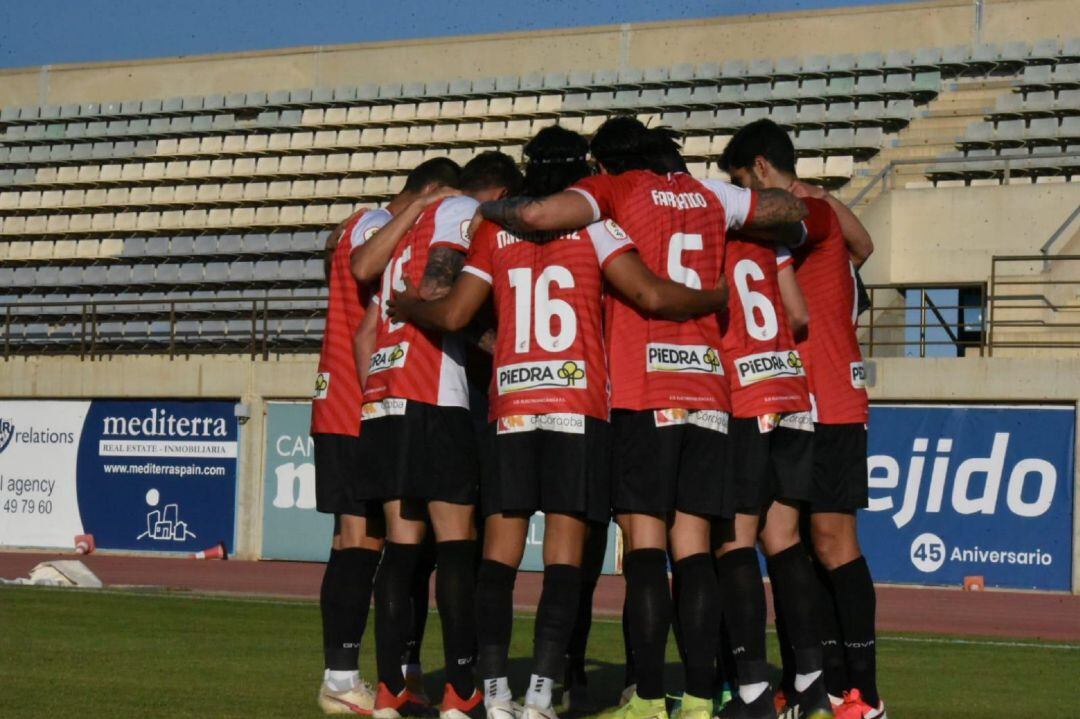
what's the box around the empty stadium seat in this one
[4,38,1080,355]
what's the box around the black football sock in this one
[566,522,607,674]
[767,544,824,691]
[403,538,436,668]
[321,547,381,670]
[622,593,637,688]
[674,553,720,698]
[436,540,480,699]
[715,548,768,698]
[320,549,347,669]
[812,558,848,698]
[670,554,688,669]
[772,588,796,695]
[829,556,879,707]
[622,548,672,700]
[475,559,517,682]
[716,622,738,691]
[375,542,423,694]
[533,564,583,681]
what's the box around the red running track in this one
[2,551,1077,642]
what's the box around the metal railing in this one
[987,254,1080,355]
[1,294,326,361]
[862,254,1080,357]
[1040,204,1080,268]
[861,283,987,357]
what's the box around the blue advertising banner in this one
[862,404,1075,591]
[261,402,333,561]
[0,400,239,553]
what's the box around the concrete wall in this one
[1,0,1075,108]
[857,183,1080,286]
[1,352,1077,589]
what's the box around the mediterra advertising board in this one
[861,404,1075,591]
[0,400,239,553]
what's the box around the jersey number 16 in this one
[508,265,577,353]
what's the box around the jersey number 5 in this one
[667,232,703,289]
[508,266,577,353]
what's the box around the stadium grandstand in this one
[0,0,1077,574]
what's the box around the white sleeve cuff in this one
[461,265,493,284]
[568,187,602,223]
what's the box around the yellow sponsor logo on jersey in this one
[497,359,588,394]
[646,343,724,375]
[734,350,805,386]
[368,342,410,375]
[313,372,330,400]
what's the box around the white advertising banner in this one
[0,401,90,549]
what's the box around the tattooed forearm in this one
[746,188,808,228]
[420,247,466,300]
[479,196,541,233]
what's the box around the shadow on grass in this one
[419,658,686,716]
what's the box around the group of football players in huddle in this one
[308,115,885,719]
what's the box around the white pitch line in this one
[870,634,1080,651]
[580,615,1079,650]
[1,584,315,608]
[6,586,1078,650]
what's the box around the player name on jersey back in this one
[649,189,709,209]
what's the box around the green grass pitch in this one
[1,585,1074,718]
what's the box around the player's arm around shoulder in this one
[351,189,458,283]
[792,180,873,266]
[701,177,807,246]
[388,273,491,333]
[593,220,728,321]
[419,194,479,300]
[479,189,597,234]
[777,260,809,340]
[354,297,380,389]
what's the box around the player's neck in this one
[385,193,414,216]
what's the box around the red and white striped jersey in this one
[363,195,478,409]
[463,218,635,421]
[793,197,869,425]
[721,239,811,418]
[570,171,756,412]
[311,208,391,436]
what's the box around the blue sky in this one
[0,0,907,69]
